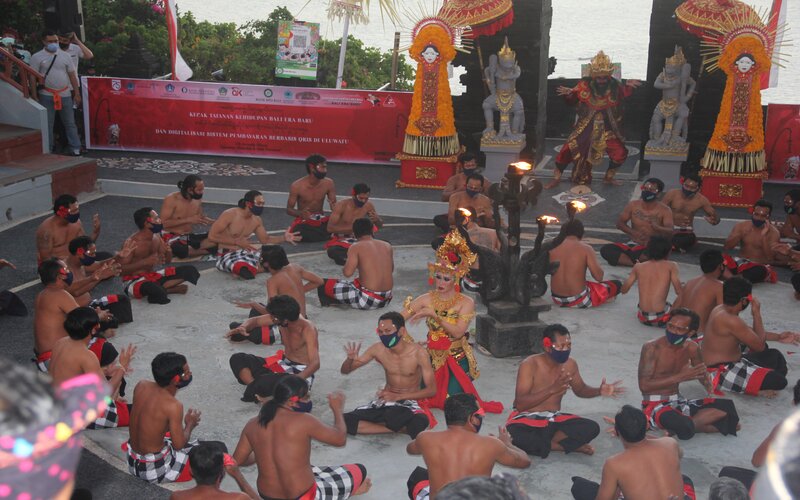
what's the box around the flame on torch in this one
[569,200,587,212]
[510,161,532,172]
[458,208,472,218]
[537,215,559,224]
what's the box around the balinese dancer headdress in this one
[429,229,477,280]
[588,50,614,77]
[700,7,788,73]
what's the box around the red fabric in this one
[586,281,610,307]
[426,356,504,413]
[471,8,514,37]
[232,261,258,277]
[115,400,131,427]
[88,337,106,361]
[744,366,770,395]
[416,400,438,429]
[323,237,353,250]
[342,463,365,495]
[504,410,580,427]
[684,478,697,500]
[412,479,430,499]
[175,461,194,482]
[289,215,329,233]
[36,350,52,363]
[263,350,286,373]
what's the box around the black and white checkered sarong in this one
[215,249,260,275]
[126,437,197,483]
[708,357,772,395]
[310,463,364,499]
[89,400,122,429]
[322,278,392,310]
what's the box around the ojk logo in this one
[231,87,243,97]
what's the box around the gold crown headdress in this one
[666,46,687,67]
[589,50,614,76]
[498,36,515,63]
[428,229,476,280]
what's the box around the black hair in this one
[305,154,326,174]
[177,175,202,198]
[614,405,647,443]
[793,379,800,406]
[38,258,64,285]
[352,183,370,195]
[151,352,187,387]
[378,311,405,330]
[722,276,752,306]
[786,189,800,204]
[63,306,99,340]
[258,375,308,427]
[682,172,702,187]
[68,236,94,256]
[562,219,584,239]
[647,236,671,261]
[237,190,261,209]
[53,194,77,213]
[444,393,479,426]
[41,29,57,39]
[133,207,154,229]
[643,178,665,193]
[422,44,440,55]
[260,245,289,271]
[458,152,476,165]
[437,474,527,500]
[353,217,373,238]
[699,249,724,273]
[454,206,474,227]
[668,307,700,333]
[543,323,570,342]
[753,198,772,216]
[188,443,224,486]
[735,53,755,63]
[466,173,485,186]
[266,295,301,322]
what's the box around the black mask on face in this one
[176,374,193,389]
[190,191,203,200]
[59,42,70,50]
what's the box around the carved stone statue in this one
[647,46,695,151]
[482,37,525,144]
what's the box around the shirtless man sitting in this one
[210,190,299,279]
[228,245,323,345]
[406,393,530,499]
[319,218,394,309]
[232,376,371,499]
[600,178,673,266]
[49,306,136,429]
[433,153,489,232]
[672,250,724,334]
[506,324,623,458]
[127,352,226,484]
[637,307,739,440]
[445,174,496,231]
[160,174,217,259]
[169,443,257,500]
[228,295,320,402]
[621,236,682,327]
[341,312,437,439]
[117,207,200,304]
[325,183,382,266]
[779,188,800,244]
[722,199,780,283]
[570,405,697,500]
[33,258,81,372]
[287,154,337,243]
[550,219,621,308]
[35,194,106,263]
[65,235,133,332]
[702,277,799,396]
[662,173,719,252]
[451,207,500,292]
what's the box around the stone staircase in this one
[0,124,97,223]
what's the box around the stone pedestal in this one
[480,140,526,184]
[644,144,688,191]
[476,298,551,358]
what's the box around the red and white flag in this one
[762,0,787,89]
[165,0,192,81]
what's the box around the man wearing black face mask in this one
[33,258,82,372]
[128,352,228,484]
[446,173,496,230]
[340,312,437,439]
[160,174,217,258]
[117,207,201,304]
[637,308,739,440]
[779,188,800,244]
[722,199,779,283]
[702,277,798,396]
[286,154,337,243]
[434,153,491,233]
[506,324,623,458]
[326,183,382,265]
[36,193,103,263]
[406,393,530,499]
[662,173,719,252]
[600,178,673,267]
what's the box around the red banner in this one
[765,103,800,183]
[82,77,412,164]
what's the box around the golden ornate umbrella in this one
[675,0,757,37]
[439,0,513,38]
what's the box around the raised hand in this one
[550,368,571,397]
[344,341,361,360]
[185,408,201,427]
[600,378,625,397]
[92,214,101,233]
[556,85,573,96]
[497,426,514,447]
[284,229,301,245]
[328,391,345,412]
[119,344,137,372]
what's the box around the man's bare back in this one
[550,237,603,297]
[129,380,195,454]
[622,260,681,312]
[34,287,78,353]
[674,275,721,332]
[268,264,321,317]
[49,337,101,386]
[600,437,685,500]
[345,238,393,292]
[702,305,758,366]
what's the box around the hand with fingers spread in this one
[550,368,571,397]
[599,378,625,397]
[776,331,800,345]
[344,341,362,360]
[119,344,137,373]
[284,229,301,245]
[184,408,201,428]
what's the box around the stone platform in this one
[82,247,800,499]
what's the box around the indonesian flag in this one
[762,0,787,89]
[165,0,193,81]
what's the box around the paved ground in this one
[0,152,798,499]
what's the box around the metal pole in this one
[335,11,351,89]
[390,31,400,90]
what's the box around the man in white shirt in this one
[58,31,94,70]
[29,30,82,156]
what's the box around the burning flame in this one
[510,161,532,171]
[569,200,587,212]
[537,215,559,224]
[458,208,472,217]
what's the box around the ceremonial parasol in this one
[438,0,513,38]
[675,0,758,37]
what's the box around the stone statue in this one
[482,37,525,144]
[648,46,695,150]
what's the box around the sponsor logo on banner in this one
[231,87,243,97]
[165,83,175,93]
[111,79,122,91]
[264,89,273,98]
[126,82,135,93]
[219,87,228,96]
[181,87,188,93]
[296,92,320,101]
